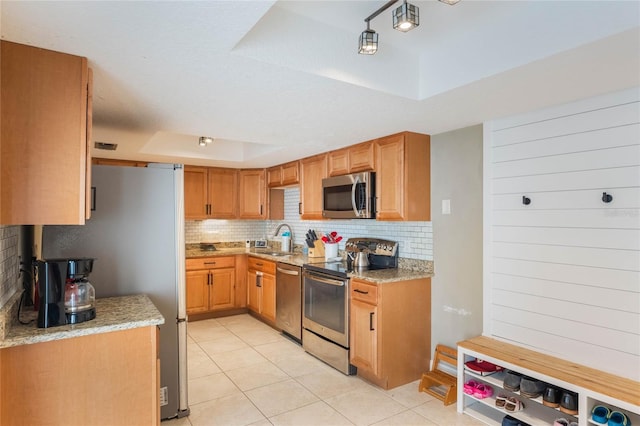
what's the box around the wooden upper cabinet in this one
[267,166,282,188]
[238,169,266,219]
[300,154,327,220]
[184,166,238,219]
[267,161,299,187]
[328,149,350,177]
[1,41,92,224]
[184,166,209,220]
[350,141,376,173]
[328,141,375,177]
[375,132,430,221]
[208,168,238,219]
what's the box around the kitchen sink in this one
[262,251,291,257]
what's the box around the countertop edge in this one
[186,248,434,282]
[0,294,165,349]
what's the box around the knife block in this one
[308,242,325,258]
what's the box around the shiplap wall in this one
[483,87,640,380]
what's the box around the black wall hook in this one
[602,192,613,203]
[522,196,531,206]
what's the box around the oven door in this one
[302,269,349,348]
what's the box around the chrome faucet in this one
[274,223,294,252]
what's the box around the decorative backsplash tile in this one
[186,188,433,261]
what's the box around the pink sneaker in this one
[473,383,494,399]
[464,380,479,395]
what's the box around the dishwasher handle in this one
[277,267,300,276]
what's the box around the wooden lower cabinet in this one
[246,257,276,323]
[0,326,159,425]
[349,277,431,390]
[186,256,236,316]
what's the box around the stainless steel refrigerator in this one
[42,164,189,420]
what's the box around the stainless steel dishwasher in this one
[276,262,302,343]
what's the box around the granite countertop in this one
[0,294,164,349]
[186,245,434,283]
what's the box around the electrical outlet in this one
[160,386,168,406]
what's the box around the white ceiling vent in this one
[95,141,118,151]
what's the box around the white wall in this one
[431,125,484,349]
[483,87,640,380]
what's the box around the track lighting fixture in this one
[393,0,419,32]
[198,136,214,147]
[358,0,459,55]
[358,21,378,55]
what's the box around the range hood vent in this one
[95,141,118,151]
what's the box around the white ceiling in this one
[2,1,639,168]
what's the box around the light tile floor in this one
[164,314,483,426]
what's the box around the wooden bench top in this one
[458,336,640,406]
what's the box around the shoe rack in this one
[457,337,640,426]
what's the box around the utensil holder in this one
[324,243,338,260]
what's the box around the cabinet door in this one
[328,148,349,177]
[375,134,405,221]
[210,268,236,311]
[186,270,209,314]
[350,299,379,376]
[247,270,260,313]
[1,41,90,225]
[239,169,266,219]
[281,161,300,186]
[349,141,375,172]
[261,273,276,322]
[300,154,327,220]
[208,168,238,219]
[267,166,282,188]
[184,166,209,220]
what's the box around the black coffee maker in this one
[37,258,96,328]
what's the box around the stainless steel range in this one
[302,238,399,375]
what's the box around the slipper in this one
[463,380,479,395]
[505,397,524,412]
[473,383,493,399]
[496,394,508,408]
[592,406,611,424]
[609,411,631,426]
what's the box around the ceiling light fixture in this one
[358,0,459,55]
[358,21,378,55]
[393,0,419,32]
[198,136,214,147]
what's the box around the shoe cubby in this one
[457,337,640,426]
[461,361,579,426]
[586,396,639,426]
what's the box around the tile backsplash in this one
[0,225,20,309]
[186,188,433,260]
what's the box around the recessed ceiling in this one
[2,1,639,168]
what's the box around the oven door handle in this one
[309,275,345,287]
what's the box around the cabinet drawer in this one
[351,280,378,304]
[247,256,276,274]
[186,256,235,270]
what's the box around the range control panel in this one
[345,238,399,257]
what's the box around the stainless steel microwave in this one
[322,172,375,219]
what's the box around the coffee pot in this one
[37,258,96,328]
